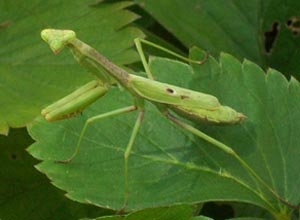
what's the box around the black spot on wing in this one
[180,95,189,99]
[166,88,175,94]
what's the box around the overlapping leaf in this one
[0,0,143,135]
[135,0,300,78]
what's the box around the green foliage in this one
[135,0,300,78]
[1,1,300,220]
[0,128,111,220]
[82,205,196,220]
[0,0,143,135]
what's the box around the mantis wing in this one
[130,75,220,110]
[170,105,245,124]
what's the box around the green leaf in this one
[0,0,144,135]
[192,216,214,220]
[231,202,273,219]
[135,0,300,78]
[27,47,299,220]
[228,218,267,220]
[189,48,299,220]
[0,128,111,220]
[82,204,195,220]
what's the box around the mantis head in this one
[41,29,76,54]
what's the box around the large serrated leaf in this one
[0,0,144,135]
[27,45,300,220]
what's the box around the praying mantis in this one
[40,29,245,207]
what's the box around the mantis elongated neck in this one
[69,38,130,87]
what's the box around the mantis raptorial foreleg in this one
[41,29,245,208]
[42,80,108,121]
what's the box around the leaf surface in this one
[0,0,143,134]
[0,128,110,220]
[82,204,195,220]
[135,0,300,78]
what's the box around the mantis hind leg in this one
[165,112,235,155]
[56,105,137,163]
[134,38,208,80]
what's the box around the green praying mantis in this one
[40,29,245,206]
